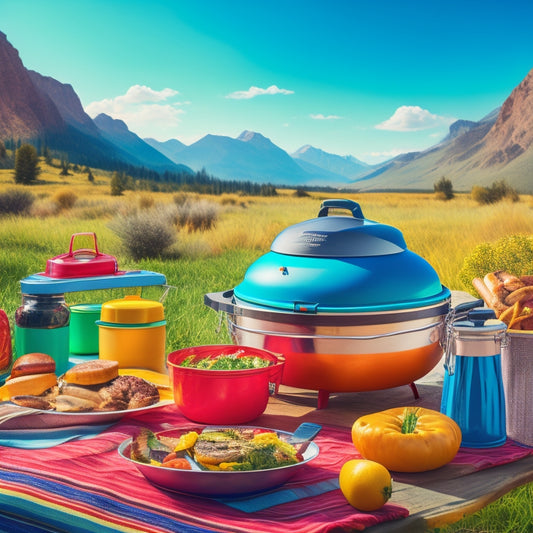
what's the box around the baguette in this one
[472,277,509,317]
[483,272,509,301]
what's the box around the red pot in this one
[167,345,284,424]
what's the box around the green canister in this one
[69,304,102,354]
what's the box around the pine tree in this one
[14,144,40,184]
[110,171,126,196]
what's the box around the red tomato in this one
[253,428,275,436]
[162,458,192,470]
[162,452,177,463]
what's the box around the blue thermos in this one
[441,307,507,448]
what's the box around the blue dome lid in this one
[233,199,450,312]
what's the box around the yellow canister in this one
[96,295,166,373]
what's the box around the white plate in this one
[0,400,173,430]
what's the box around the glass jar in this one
[14,294,70,374]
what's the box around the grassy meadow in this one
[0,162,532,532]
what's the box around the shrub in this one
[458,234,533,293]
[53,189,78,210]
[294,187,310,198]
[433,177,454,200]
[109,208,177,260]
[173,192,199,206]
[173,199,220,231]
[137,193,155,210]
[471,180,519,204]
[0,189,35,215]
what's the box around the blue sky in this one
[2,0,532,163]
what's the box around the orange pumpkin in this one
[352,407,461,472]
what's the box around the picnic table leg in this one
[409,382,420,399]
[317,390,329,409]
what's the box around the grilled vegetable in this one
[130,428,174,464]
[351,407,462,472]
[129,427,302,471]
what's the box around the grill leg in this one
[317,390,329,409]
[409,382,420,399]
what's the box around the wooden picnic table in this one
[1,292,530,532]
[263,379,533,532]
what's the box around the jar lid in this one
[100,295,164,324]
[70,304,102,314]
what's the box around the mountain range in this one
[1,30,532,192]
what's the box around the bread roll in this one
[10,353,56,379]
[504,286,533,306]
[63,360,119,385]
[498,271,525,292]
[520,275,533,286]
[6,373,57,397]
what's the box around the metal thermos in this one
[14,293,70,375]
[440,307,507,448]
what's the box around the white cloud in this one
[375,105,454,131]
[85,85,186,138]
[310,113,342,120]
[119,85,179,104]
[226,85,294,99]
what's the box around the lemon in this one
[339,459,392,511]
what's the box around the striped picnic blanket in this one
[0,404,409,533]
[0,403,530,533]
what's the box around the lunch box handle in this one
[68,232,101,257]
[317,199,364,219]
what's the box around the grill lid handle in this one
[318,199,364,219]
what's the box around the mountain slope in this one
[171,130,344,185]
[292,145,371,179]
[0,31,64,139]
[351,69,533,193]
[144,137,187,161]
[94,114,192,173]
[28,71,100,138]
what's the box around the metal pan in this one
[117,426,320,497]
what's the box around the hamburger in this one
[6,353,59,409]
[8,355,159,412]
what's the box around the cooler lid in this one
[271,198,405,258]
[233,199,449,313]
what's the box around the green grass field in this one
[0,163,532,532]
